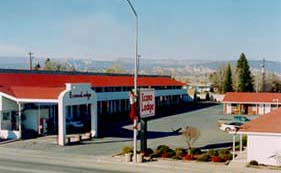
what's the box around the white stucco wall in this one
[248,134,281,166]
[0,96,19,139]
[1,97,17,111]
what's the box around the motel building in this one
[0,69,188,145]
[236,108,281,166]
[223,92,281,115]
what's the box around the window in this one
[2,112,10,120]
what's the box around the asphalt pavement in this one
[0,104,234,156]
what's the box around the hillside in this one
[0,57,280,85]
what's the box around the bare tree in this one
[182,126,201,154]
[43,58,75,71]
[104,64,124,73]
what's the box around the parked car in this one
[217,115,250,126]
[66,119,84,129]
[219,122,243,132]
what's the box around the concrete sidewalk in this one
[0,147,279,173]
[104,155,281,173]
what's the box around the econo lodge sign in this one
[139,89,155,118]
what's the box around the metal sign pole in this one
[140,118,147,152]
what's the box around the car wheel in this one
[225,127,231,132]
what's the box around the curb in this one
[0,139,19,145]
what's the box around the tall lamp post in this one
[125,0,139,162]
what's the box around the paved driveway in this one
[1,104,234,155]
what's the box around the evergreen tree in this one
[236,53,254,92]
[223,64,233,93]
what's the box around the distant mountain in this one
[0,56,280,75]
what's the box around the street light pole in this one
[125,0,139,163]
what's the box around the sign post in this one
[139,89,155,152]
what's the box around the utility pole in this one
[28,51,34,70]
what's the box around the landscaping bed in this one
[119,145,233,164]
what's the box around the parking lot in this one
[0,104,234,156]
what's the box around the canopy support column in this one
[18,103,22,139]
[232,134,236,160]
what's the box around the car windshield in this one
[228,122,242,126]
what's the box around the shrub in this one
[218,149,230,156]
[166,149,176,158]
[249,160,258,166]
[161,152,170,158]
[207,149,218,157]
[175,148,187,157]
[196,154,210,162]
[172,155,182,160]
[156,145,170,154]
[121,146,133,155]
[219,154,232,161]
[150,151,161,158]
[190,148,202,155]
[184,154,194,160]
[211,156,222,162]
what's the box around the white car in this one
[219,122,243,132]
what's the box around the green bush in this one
[196,154,210,162]
[172,155,182,160]
[166,149,176,158]
[218,149,230,156]
[150,150,161,158]
[190,148,202,155]
[207,149,218,157]
[219,154,232,161]
[175,148,187,157]
[121,146,133,155]
[249,160,258,166]
[156,145,170,154]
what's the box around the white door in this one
[258,104,264,115]
[265,104,271,114]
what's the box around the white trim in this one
[237,131,281,136]
[0,92,58,103]
[223,101,277,104]
[0,92,18,102]
[17,98,58,103]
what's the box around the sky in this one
[0,0,280,61]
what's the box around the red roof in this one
[0,86,65,100]
[223,92,281,103]
[0,72,184,88]
[0,71,184,100]
[239,108,281,134]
